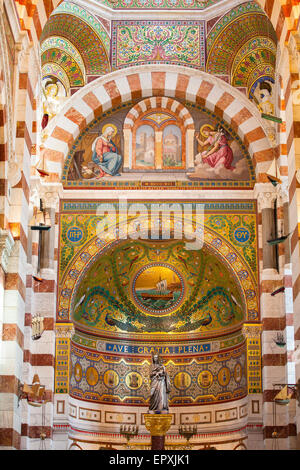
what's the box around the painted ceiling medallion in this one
[132,263,185,315]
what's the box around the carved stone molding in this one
[0,5,31,189]
[265,123,277,148]
[276,179,289,205]
[8,160,21,188]
[0,8,13,165]
[0,229,14,273]
[288,31,300,72]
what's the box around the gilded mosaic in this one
[58,201,259,337]
[69,340,247,405]
[111,21,205,70]
[72,240,244,334]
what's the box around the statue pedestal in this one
[144,414,172,450]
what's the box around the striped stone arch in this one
[42,65,273,182]
[123,97,195,130]
[15,0,295,53]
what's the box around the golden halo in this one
[200,124,214,138]
[102,123,117,137]
[45,83,58,97]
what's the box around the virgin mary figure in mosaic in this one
[149,351,171,414]
[91,124,122,177]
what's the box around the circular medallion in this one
[234,363,243,383]
[234,227,250,244]
[103,370,119,388]
[217,367,231,386]
[86,366,99,386]
[74,363,82,382]
[132,263,185,315]
[67,226,83,243]
[198,370,213,388]
[125,372,142,390]
[174,372,191,390]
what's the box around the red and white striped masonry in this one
[0,67,35,447]
[123,97,195,130]
[256,62,299,448]
[0,32,9,230]
[41,65,275,182]
[0,9,47,447]
[19,184,60,449]
[0,0,297,451]
[255,185,290,448]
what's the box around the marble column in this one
[256,186,290,449]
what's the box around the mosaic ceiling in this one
[72,239,245,335]
[39,1,277,101]
[58,200,259,339]
[206,3,277,96]
[40,14,110,76]
[55,200,261,401]
[41,48,85,87]
[40,4,111,91]
[92,0,228,9]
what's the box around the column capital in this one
[55,322,75,338]
[144,414,172,437]
[255,189,277,211]
[30,180,63,210]
[242,322,262,339]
